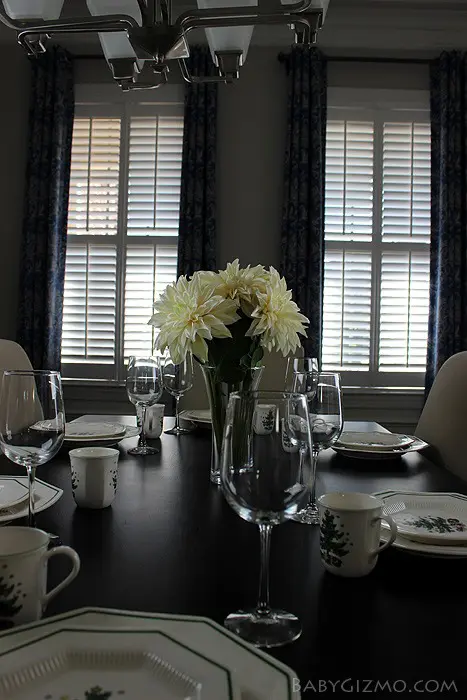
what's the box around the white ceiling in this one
[1,0,466,56]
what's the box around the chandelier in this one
[0,0,329,90]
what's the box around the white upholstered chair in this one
[0,340,40,433]
[0,340,34,374]
[415,351,467,481]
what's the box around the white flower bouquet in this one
[149,260,309,483]
[149,259,309,375]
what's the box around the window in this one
[322,95,431,388]
[61,90,184,380]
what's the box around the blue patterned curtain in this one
[177,46,218,276]
[427,51,467,392]
[17,47,74,370]
[279,46,327,360]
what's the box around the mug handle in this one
[41,546,81,609]
[372,514,398,555]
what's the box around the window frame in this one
[324,88,431,389]
[61,84,184,382]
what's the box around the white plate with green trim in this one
[180,410,211,426]
[0,608,299,700]
[0,478,28,511]
[0,477,62,524]
[0,626,237,700]
[374,490,467,557]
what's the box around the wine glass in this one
[162,354,193,435]
[221,390,313,648]
[0,370,65,527]
[285,357,319,393]
[291,372,343,525]
[126,356,163,455]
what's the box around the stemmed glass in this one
[126,356,163,455]
[291,371,343,525]
[221,390,313,648]
[162,354,193,435]
[0,370,65,527]
[285,357,319,393]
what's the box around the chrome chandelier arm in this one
[176,3,316,32]
[0,9,139,34]
[178,11,318,43]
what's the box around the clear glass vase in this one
[200,364,264,485]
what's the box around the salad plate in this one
[0,477,62,524]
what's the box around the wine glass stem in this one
[139,405,148,448]
[256,523,272,617]
[27,464,36,528]
[309,446,319,507]
[174,396,180,431]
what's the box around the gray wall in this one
[0,47,30,340]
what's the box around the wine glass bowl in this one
[126,356,163,455]
[0,370,65,527]
[291,372,343,525]
[221,390,313,648]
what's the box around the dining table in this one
[1,416,467,696]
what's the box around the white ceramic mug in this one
[254,404,276,435]
[137,403,164,438]
[318,492,398,578]
[69,447,119,509]
[0,527,80,626]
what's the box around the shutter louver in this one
[325,121,374,243]
[382,122,431,243]
[379,251,430,370]
[127,116,184,236]
[123,244,178,360]
[62,243,117,364]
[322,251,372,370]
[68,118,121,235]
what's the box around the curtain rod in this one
[326,56,431,65]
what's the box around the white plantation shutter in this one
[62,99,183,380]
[62,243,117,364]
[379,252,430,370]
[322,108,430,387]
[323,251,372,369]
[325,121,374,242]
[67,118,121,235]
[127,117,184,236]
[123,244,178,359]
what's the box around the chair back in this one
[416,351,467,481]
[0,340,42,434]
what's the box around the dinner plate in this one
[381,492,467,544]
[335,431,414,451]
[0,609,300,700]
[0,627,236,700]
[0,477,63,524]
[0,478,28,511]
[64,425,140,447]
[180,410,211,425]
[333,436,428,460]
[65,422,127,439]
[374,490,467,557]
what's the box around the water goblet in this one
[126,356,163,455]
[162,354,194,435]
[0,370,65,527]
[221,390,313,648]
[291,372,343,525]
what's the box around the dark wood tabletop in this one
[2,418,467,695]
